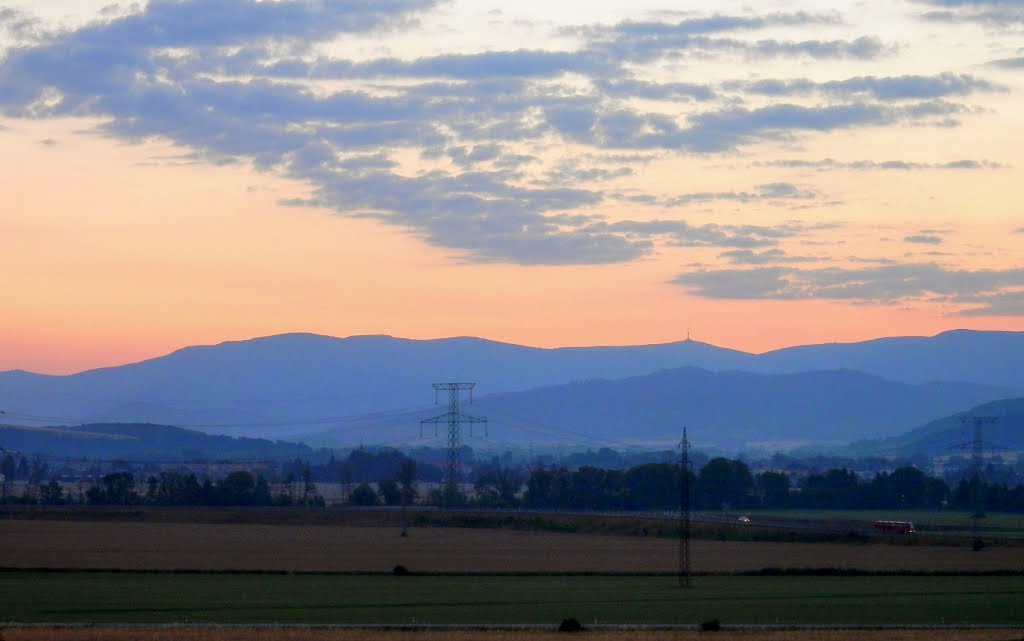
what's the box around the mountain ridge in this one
[1,329,1021,449]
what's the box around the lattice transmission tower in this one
[678,427,693,588]
[958,415,996,546]
[421,383,487,505]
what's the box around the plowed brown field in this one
[2,519,1022,573]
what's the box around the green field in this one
[734,509,1024,537]
[2,572,1022,625]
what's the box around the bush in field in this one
[558,617,583,632]
[701,618,721,631]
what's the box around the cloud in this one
[0,7,43,42]
[673,263,1024,315]
[75,0,437,48]
[565,12,841,41]
[607,12,843,38]
[718,249,818,264]
[916,0,1024,25]
[589,219,812,249]
[593,33,890,64]
[537,159,634,187]
[674,103,904,152]
[0,3,987,266]
[989,56,1024,68]
[250,50,610,80]
[661,182,817,206]
[757,158,1007,170]
[550,102,928,153]
[584,13,890,63]
[597,78,715,102]
[289,164,653,265]
[904,234,944,244]
[957,290,1024,316]
[738,73,1002,100]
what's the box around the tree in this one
[524,467,572,508]
[101,472,137,505]
[801,468,861,508]
[622,463,676,510]
[474,466,522,508]
[697,458,753,510]
[348,482,381,506]
[156,472,204,505]
[923,476,950,509]
[301,467,317,504]
[217,470,260,505]
[39,479,63,505]
[398,457,417,506]
[1,454,15,498]
[756,471,790,508]
[27,456,48,501]
[885,466,930,508]
[378,479,402,506]
[524,468,553,508]
[283,473,297,504]
[569,465,620,510]
[15,457,29,481]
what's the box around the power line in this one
[481,407,639,451]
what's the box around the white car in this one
[738,515,751,523]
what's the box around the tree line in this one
[2,470,324,507]
[515,458,1024,512]
[5,449,1024,512]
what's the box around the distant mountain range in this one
[0,329,1020,451]
[0,422,314,461]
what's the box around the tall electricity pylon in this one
[678,427,693,588]
[421,383,487,505]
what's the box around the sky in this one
[0,0,1022,374]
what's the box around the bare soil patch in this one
[1,519,1022,573]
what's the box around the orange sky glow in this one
[1,1,1023,374]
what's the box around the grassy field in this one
[3,629,1023,641]
[1,573,1022,625]
[734,510,1024,537]
[3,520,1024,573]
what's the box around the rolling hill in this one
[846,398,1024,457]
[304,367,1019,452]
[0,422,315,461]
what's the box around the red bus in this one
[873,520,915,534]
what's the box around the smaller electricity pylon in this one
[678,428,693,588]
[421,383,487,506]
[958,415,996,548]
